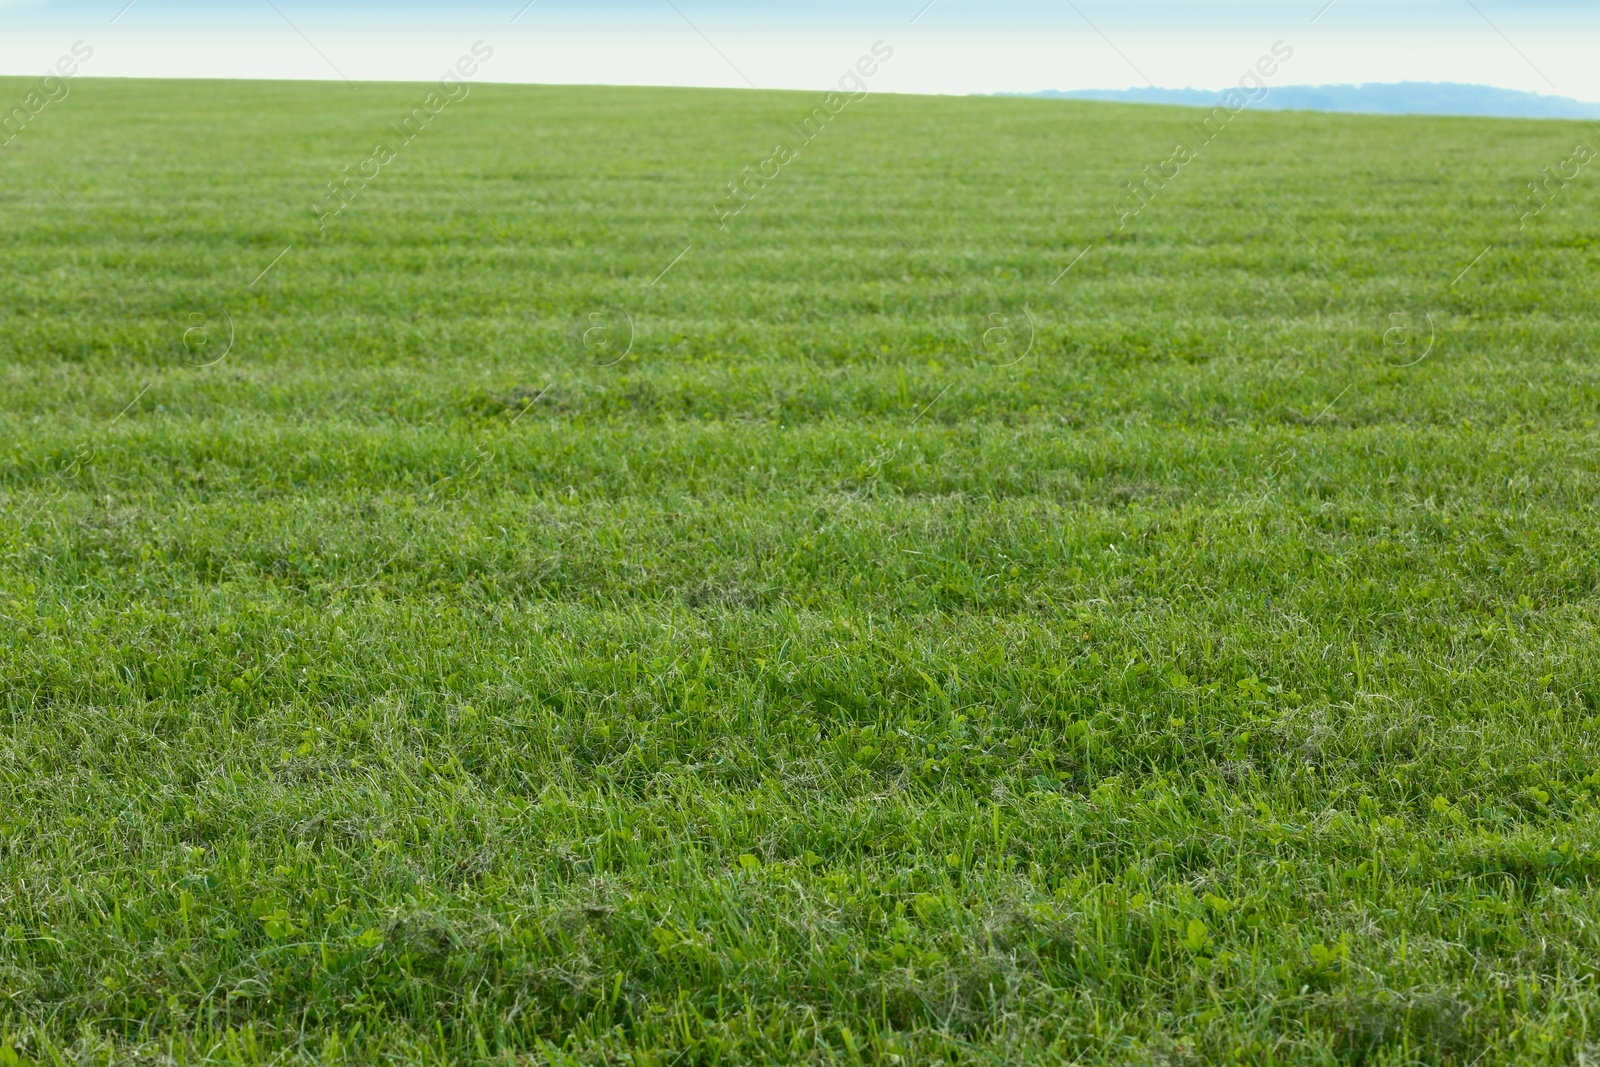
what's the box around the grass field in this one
[3,75,1600,1064]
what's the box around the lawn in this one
[2,75,1599,1064]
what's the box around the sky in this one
[0,0,1597,102]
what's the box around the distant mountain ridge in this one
[1024,82,1600,120]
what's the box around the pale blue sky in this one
[2,0,1596,99]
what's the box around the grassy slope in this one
[1,77,1599,1064]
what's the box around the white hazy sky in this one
[0,1,1596,101]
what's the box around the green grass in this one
[2,75,1600,1064]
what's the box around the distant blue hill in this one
[1025,82,1600,120]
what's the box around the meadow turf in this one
[2,75,1600,1064]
